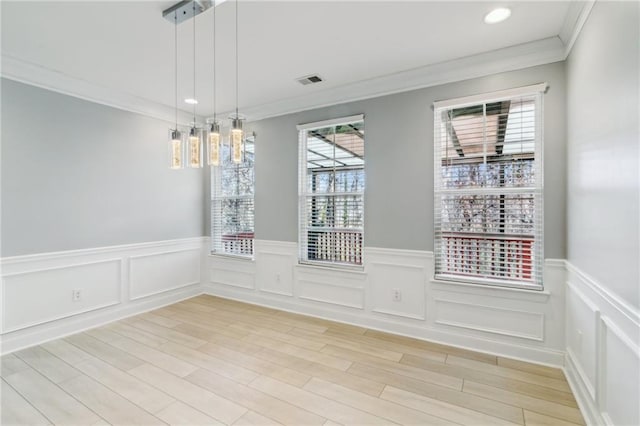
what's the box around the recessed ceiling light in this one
[484,7,511,24]
[184,98,198,105]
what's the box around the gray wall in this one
[249,62,567,257]
[1,79,205,256]
[3,61,567,259]
[566,2,640,308]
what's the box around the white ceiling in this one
[1,1,577,122]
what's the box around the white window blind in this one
[434,86,544,289]
[211,134,255,257]
[298,115,365,267]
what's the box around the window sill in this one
[296,261,366,277]
[208,252,255,262]
[430,278,550,302]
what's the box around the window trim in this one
[297,114,364,131]
[298,115,366,270]
[433,85,545,290]
[433,83,547,110]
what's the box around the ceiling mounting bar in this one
[162,0,213,25]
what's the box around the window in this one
[298,115,365,267]
[433,85,545,289]
[211,134,255,257]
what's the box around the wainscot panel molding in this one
[204,239,567,366]
[2,259,122,333]
[429,259,565,352]
[367,247,430,321]
[254,240,297,297]
[0,237,206,355]
[564,261,640,426]
[130,248,201,300]
[433,299,545,341]
[208,253,256,290]
[296,262,367,309]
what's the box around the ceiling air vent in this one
[296,74,324,86]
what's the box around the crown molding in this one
[217,37,565,122]
[559,0,596,59]
[0,54,202,127]
[3,35,565,126]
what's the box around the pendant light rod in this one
[229,0,243,165]
[174,10,178,130]
[235,0,239,118]
[192,2,197,125]
[187,3,203,169]
[213,0,217,121]
[169,9,183,170]
[207,0,221,166]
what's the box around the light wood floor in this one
[1,295,584,426]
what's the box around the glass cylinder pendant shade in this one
[169,129,183,169]
[188,127,203,168]
[208,122,221,166]
[231,117,244,164]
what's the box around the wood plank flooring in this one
[1,295,584,426]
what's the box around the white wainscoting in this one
[203,239,566,366]
[368,247,428,321]
[209,253,256,290]
[2,259,122,333]
[256,241,297,297]
[8,236,638,425]
[427,259,566,365]
[129,248,201,300]
[564,262,640,426]
[433,299,545,341]
[0,238,205,355]
[296,264,367,309]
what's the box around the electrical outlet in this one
[72,289,82,302]
[392,288,402,302]
[276,273,281,282]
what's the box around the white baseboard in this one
[0,237,207,355]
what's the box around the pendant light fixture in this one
[208,122,221,166]
[207,1,221,166]
[169,10,183,170]
[188,3,203,169]
[230,0,244,164]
